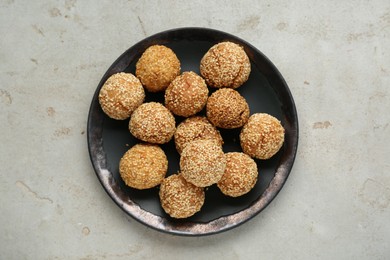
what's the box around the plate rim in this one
[87,27,299,236]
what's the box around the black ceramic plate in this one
[87,27,298,236]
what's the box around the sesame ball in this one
[129,102,176,144]
[180,140,226,187]
[136,45,181,92]
[165,71,209,117]
[174,116,223,154]
[98,72,145,120]
[240,113,285,159]
[119,143,168,189]
[206,88,250,129]
[200,41,251,89]
[217,152,258,197]
[159,174,205,219]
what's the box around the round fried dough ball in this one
[217,152,258,197]
[119,143,168,189]
[174,116,223,154]
[200,41,251,89]
[180,140,226,187]
[129,102,176,144]
[240,113,285,159]
[136,45,181,92]
[165,71,209,117]
[159,174,205,219]
[98,72,145,120]
[206,88,250,129]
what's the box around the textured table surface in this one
[1,0,389,259]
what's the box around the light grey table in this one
[1,0,389,259]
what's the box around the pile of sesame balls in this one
[98,42,285,219]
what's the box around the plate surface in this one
[87,27,298,236]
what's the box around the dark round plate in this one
[87,27,298,236]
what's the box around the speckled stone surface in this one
[1,0,389,259]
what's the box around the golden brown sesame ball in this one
[217,152,258,197]
[159,174,205,219]
[164,71,209,117]
[200,41,251,89]
[206,88,250,129]
[174,116,223,154]
[135,45,181,92]
[119,143,168,189]
[98,72,145,120]
[180,140,226,187]
[240,113,285,159]
[129,102,176,144]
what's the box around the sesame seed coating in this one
[180,140,226,187]
[136,45,181,92]
[240,113,285,160]
[159,174,205,219]
[174,116,223,154]
[165,71,209,117]
[129,102,176,144]
[206,88,250,129]
[217,152,258,197]
[119,143,168,189]
[98,72,145,120]
[200,41,251,89]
